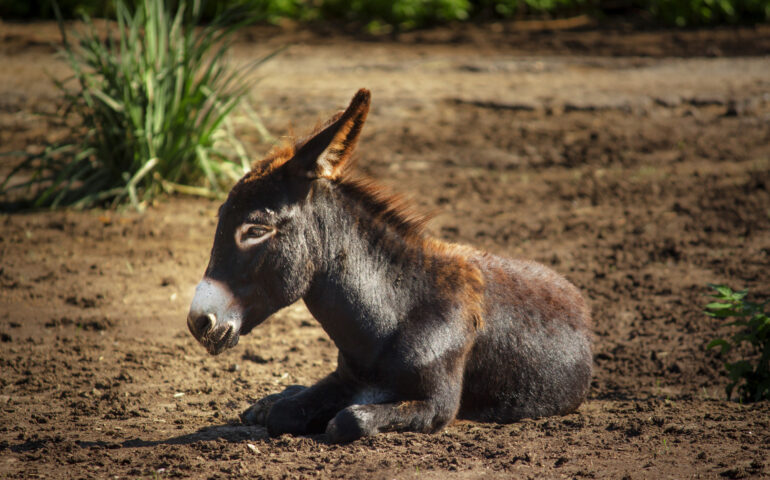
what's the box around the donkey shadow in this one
[119,423,270,448]
[72,422,331,450]
[7,423,269,454]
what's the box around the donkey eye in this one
[236,224,275,248]
[243,225,271,239]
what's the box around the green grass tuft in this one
[1,0,275,210]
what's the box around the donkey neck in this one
[302,182,434,363]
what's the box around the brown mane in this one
[336,175,431,240]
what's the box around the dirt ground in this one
[2,20,770,479]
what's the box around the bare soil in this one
[1,21,770,479]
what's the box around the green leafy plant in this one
[706,284,770,402]
[3,0,769,27]
[1,0,273,210]
[317,0,472,30]
[475,0,590,17]
[646,0,770,26]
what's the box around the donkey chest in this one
[303,299,398,361]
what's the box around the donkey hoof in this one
[241,402,270,426]
[241,385,307,426]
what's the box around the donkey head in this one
[187,89,371,354]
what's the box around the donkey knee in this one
[326,405,376,443]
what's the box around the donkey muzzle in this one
[187,278,242,355]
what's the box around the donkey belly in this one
[458,258,592,422]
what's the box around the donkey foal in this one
[187,89,592,443]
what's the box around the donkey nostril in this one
[192,313,216,336]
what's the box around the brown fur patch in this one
[486,258,590,333]
[396,400,421,413]
[427,240,486,331]
[241,142,296,184]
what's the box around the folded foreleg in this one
[326,391,461,443]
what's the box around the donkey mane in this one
[335,176,431,240]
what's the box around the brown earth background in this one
[1,21,770,479]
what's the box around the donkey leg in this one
[265,372,355,436]
[326,394,460,443]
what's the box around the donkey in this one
[187,89,592,443]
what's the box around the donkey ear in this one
[289,89,371,179]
